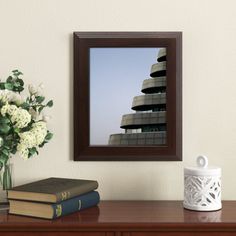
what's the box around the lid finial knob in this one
[197,155,208,168]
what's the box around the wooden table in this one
[0,201,236,235]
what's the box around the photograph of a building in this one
[109,48,167,145]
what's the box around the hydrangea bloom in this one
[17,121,47,159]
[1,103,31,128]
[17,143,29,160]
[0,90,12,103]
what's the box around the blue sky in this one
[90,48,161,145]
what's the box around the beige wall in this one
[0,0,236,200]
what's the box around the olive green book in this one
[7,177,98,203]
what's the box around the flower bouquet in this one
[0,70,53,192]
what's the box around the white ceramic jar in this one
[183,155,221,211]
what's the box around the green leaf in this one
[14,82,21,87]
[28,147,38,157]
[1,149,9,156]
[0,83,5,90]
[46,100,53,107]
[12,70,23,77]
[4,83,13,90]
[20,102,30,110]
[4,146,10,150]
[6,76,13,83]
[0,124,11,134]
[39,141,47,147]
[13,85,24,92]
[45,132,53,140]
[35,96,45,103]
[38,106,44,114]
[16,78,24,86]
[0,117,10,124]
[14,127,20,133]
[11,147,17,155]
[17,86,24,92]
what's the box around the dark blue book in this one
[9,191,100,219]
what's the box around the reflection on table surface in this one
[0,201,236,224]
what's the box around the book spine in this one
[55,181,98,202]
[52,191,100,219]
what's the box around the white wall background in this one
[0,0,236,200]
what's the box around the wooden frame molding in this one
[74,32,182,161]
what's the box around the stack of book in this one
[7,177,99,219]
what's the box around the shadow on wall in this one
[69,33,74,161]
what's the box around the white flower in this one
[1,103,31,128]
[0,90,24,105]
[28,84,38,95]
[31,121,47,144]
[35,83,44,96]
[28,83,44,96]
[1,103,17,116]
[11,108,31,128]
[38,83,44,90]
[18,132,37,148]
[0,90,13,103]
[1,104,9,116]
[29,107,38,120]
[35,88,43,96]
[42,115,51,122]
[11,93,24,105]
[17,121,48,159]
[17,143,29,160]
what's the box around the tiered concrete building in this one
[109,48,167,145]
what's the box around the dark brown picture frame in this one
[74,32,182,161]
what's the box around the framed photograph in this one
[74,32,182,161]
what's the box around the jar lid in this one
[184,155,221,176]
